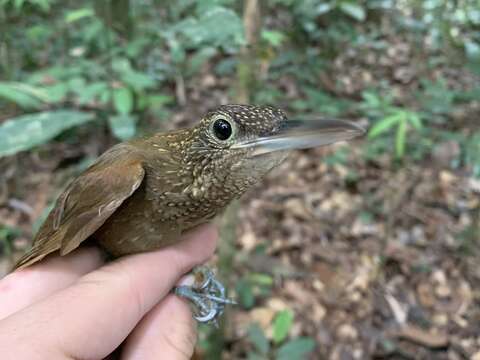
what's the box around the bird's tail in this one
[12,232,62,271]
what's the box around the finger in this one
[0,246,104,320]
[0,224,217,360]
[121,295,197,360]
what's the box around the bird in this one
[13,104,364,322]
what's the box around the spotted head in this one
[179,104,364,201]
[198,104,287,148]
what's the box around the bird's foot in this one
[174,266,236,325]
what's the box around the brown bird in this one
[13,104,363,321]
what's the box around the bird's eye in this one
[212,118,232,141]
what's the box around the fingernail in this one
[176,274,195,287]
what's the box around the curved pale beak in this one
[232,119,365,156]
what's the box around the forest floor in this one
[1,32,479,359]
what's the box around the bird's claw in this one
[174,266,236,325]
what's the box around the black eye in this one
[212,118,232,141]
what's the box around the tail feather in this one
[13,232,62,271]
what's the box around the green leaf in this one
[407,112,422,130]
[362,91,382,108]
[368,112,402,139]
[249,273,274,287]
[168,38,187,64]
[175,6,244,48]
[316,3,333,15]
[395,119,407,158]
[0,82,50,109]
[339,2,366,22]
[247,324,270,355]
[465,40,480,62]
[276,337,316,360]
[68,77,87,92]
[113,87,133,115]
[77,82,109,105]
[65,8,94,23]
[261,30,286,47]
[44,83,69,103]
[121,70,156,92]
[112,58,132,74]
[272,310,294,344]
[0,110,95,157]
[108,115,136,141]
[99,90,111,105]
[236,278,255,309]
[147,94,174,107]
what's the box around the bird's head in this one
[180,104,364,200]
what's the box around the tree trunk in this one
[236,0,262,103]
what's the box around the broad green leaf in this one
[77,82,109,105]
[276,337,316,360]
[339,2,366,22]
[272,310,294,344]
[465,40,480,62]
[176,6,244,48]
[236,278,255,309]
[112,58,133,74]
[0,110,95,157]
[168,38,187,64]
[65,8,94,23]
[113,87,134,115]
[99,90,111,105]
[121,70,156,92]
[44,83,69,103]
[0,82,50,109]
[68,77,87,92]
[368,112,402,139]
[0,86,40,109]
[261,30,286,47]
[395,119,407,158]
[362,91,382,108]
[249,273,274,287]
[108,115,136,141]
[247,324,270,355]
[316,3,333,15]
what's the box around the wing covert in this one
[14,146,145,269]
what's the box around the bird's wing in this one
[14,145,145,270]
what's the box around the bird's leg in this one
[174,266,236,325]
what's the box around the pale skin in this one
[0,224,218,360]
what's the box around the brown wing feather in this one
[14,145,145,270]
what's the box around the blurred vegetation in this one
[0,0,478,164]
[1,0,479,358]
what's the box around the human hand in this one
[0,224,218,360]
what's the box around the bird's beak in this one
[231,118,365,156]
